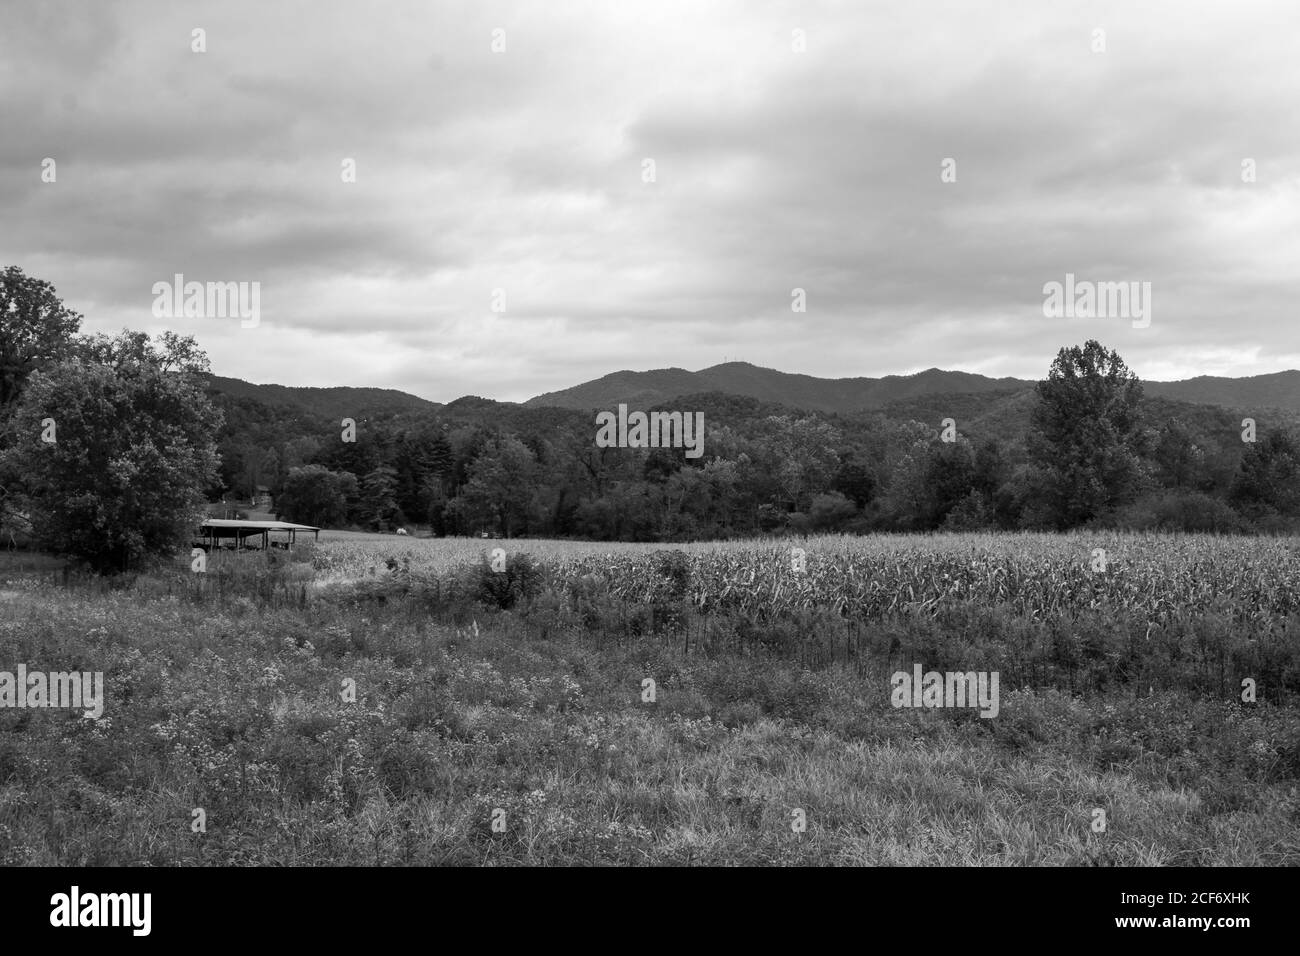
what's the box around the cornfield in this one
[312,532,1300,628]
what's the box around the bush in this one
[654,550,691,599]
[807,491,859,531]
[470,552,542,610]
[942,490,994,531]
[1104,491,1244,533]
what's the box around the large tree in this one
[763,415,841,513]
[1027,340,1146,528]
[1151,419,1207,490]
[0,266,83,411]
[3,331,222,571]
[457,436,538,537]
[360,464,403,530]
[393,426,453,520]
[276,464,355,528]
[1230,428,1300,520]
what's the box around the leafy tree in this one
[394,427,453,519]
[943,489,995,530]
[879,441,931,530]
[425,477,450,536]
[282,436,321,472]
[0,266,83,410]
[922,439,977,527]
[315,424,382,478]
[970,441,1019,528]
[832,455,876,508]
[457,436,538,536]
[258,447,281,499]
[972,440,1008,497]
[1230,428,1300,520]
[699,457,741,534]
[764,415,841,512]
[806,490,858,531]
[276,464,353,527]
[2,331,221,571]
[605,480,658,541]
[1152,419,1207,490]
[1112,490,1243,533]
[360,465,402,530]
[1027,341,1146,528]
[572,495,617,539]
[643,447,683,483]
[660,464,705,536]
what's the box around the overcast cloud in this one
[3,0,1298,402]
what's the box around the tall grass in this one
[0,533,1296,865]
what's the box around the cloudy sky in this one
[4,0,1299,403]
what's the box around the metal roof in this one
[199,519,320,532]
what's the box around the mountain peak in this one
[525,364,1030,413]
[523,363,1300,416]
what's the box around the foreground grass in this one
[0,554,1296,865]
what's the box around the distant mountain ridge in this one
[204,364,1300,422]
[1141,372,1300,414]
[525,362,1300,416]
[525,363,1026,413]
[206,375,441,421]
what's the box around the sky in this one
[3,0,1299,404]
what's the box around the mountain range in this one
[525,363,1300,416]
[207,363,1300,420]
[206,375,442,421]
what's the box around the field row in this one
[310,532,1300,624]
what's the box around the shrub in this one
[470,552,542,610]
[1105,491,1243,533]
[654,550,691,599]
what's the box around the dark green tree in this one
[360,464,402,530]
[1152,419,1207,490]
[1027,341,1146,527]
[0,266,83,410]
[922,439,977,527]
[831,454,876,508]
[458,436,538,536]
[1230,428,1300,519]
[2,331,221,571]
[276,464,352,527]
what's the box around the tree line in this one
[3,266,1298,572]
[219,346,1299,539]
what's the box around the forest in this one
[208,343,1300,539]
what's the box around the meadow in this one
[0,532,1296,865]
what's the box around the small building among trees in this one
[195,519,320,552]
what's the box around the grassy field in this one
[0,533,1297,865]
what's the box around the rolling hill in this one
[525,363,1028,414]
[205,375,441,422]
[525,362,1300,417]
[1141,371,1300,413]
[205,363,1300,428]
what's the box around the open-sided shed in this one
[196,519,321,552]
